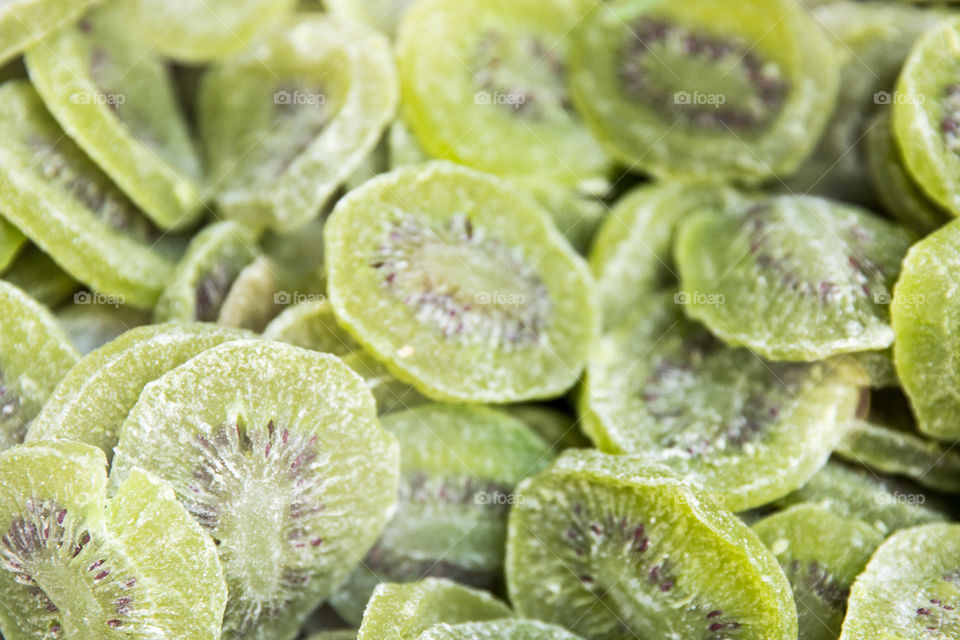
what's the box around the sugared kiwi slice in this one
[840,523,960,640]
[894,16,960,218]
[589,180,729,329]
[325,162,598,403]
[837,389,960,493]
[330,404,553,625]
[1,246,79,308]
[893,219,960,442]
[676,193,913,361]
[96,0,297,63]
[263,300,358,357]
[752,503,885,640]
[55,300,150,356]
[850,348,900,389]
[0,440,226,639]
[397,0,608,184]
[570,0,839,182]
[0,0,103,65]
[515,178,609,255]
[154,221,259,324]
[506,450,798,640]
[27,323,250,459]
[0,281,78,452]
[0,81,173,308]
[0,219,25,273]
[357,579,513,640]
[111,340,400,640]
[216,255,283,332]
[416,619,583,640]
[25,11,204,230]
[200,16,398,231]
[580,292,862,511]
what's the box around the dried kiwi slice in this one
[416,620,583,640]
[506,449,798,640]
[0,440,226,640]
[840,523,960,640]
[325,0,411,36]
[506,405,589,453]
[216,255,282,332]
[676,193,913,361]
[850,348,899,389]
[56,300,150,355]
[837,389,960,493]
[1,245,79,308]
[589,180,728,329]
[154,221,259,323]
[0,218,24,273]
[894,17,960,218]
[27,323,250,459]
[357,579,513,640]
[330,404,553,625]
[752,503,884,640]
[340,350,427,415]
[514,178,609,255]
[325,162,598,403]
[893,219,960,441]
[0,81,173,308]
[570,0,839,182]
[580,292,862,511]
[397,0,608,184]
[0,0,103,65]
[25,12,204,231]
[200,16,398,231]
[263,300,357,356]
[111,340,400,640]
[0,282,78,451]
[97,0,297,63]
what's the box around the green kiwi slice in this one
[199,15,398,231]
[840,523,960,640]
[154,221,259,324]
[416,620,584,640]
[892,219,960,441]
[752,503,885,640]
[25,12,204,231]
[850,348,899,389]
[27,323,250,459]
[1,246,79,308]
[340,350,427,415]
[397,0,608,184]
[263,300,357,356]
[357,579,513,640]
[0,81,174,308]
[894,16,960,218]
[775,461,951,535]
[570,0,838,182]
[330,404,553,625]
[216,255,282,332]
[580,292,862,511]
[111,340,400,640]
[55,300,150,355]
[325,162,598,404]
[867,108,950,237]
[589,180,729,329]
[0,281,79,452]
[95,0,297,63]
[0,0,103,66]
[514,178,609,255]
[837,389,960,493]
[0,440,226,639]
[0,218,24,273]
[676,193,913,361]
[506,449,798,640]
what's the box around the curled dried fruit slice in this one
[357,579,513,640]
[676,193,912,361]
[325,162,598,403]
[416,619,583,640]
[0,281,78,451]
[894,17,960,218]
[0,440,226,640]
[27,323,250,459]
[570,0,838,182]
[25,12,204,230]
[112,340,400,640]
[893,219,960,442]
[200,16,398,231]
[0,81,174,308]
[330,404,552,625]
[397,0,607,184]
[1,245,79,308]
[581,292,862,511]
[840,523,960,640]
[506,450,798,640]
[0,218,25,273]
[216,255,282,332]
[263,300,357,356]
[154,221,258,324]
[752,503,884,640]
[0,0,103,65]
[97,0,296,63]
